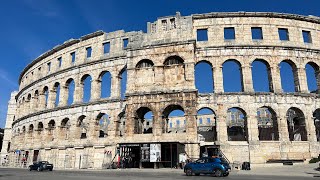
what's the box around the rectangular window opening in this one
[123,39,128,49]
[197,29,208,41]
[251,27,263,40]
[86,47,92,58]
[224,27,235,40]
[278,28,289,41]
[302,30,312,43]
[58,57,62,68]
[71,52,76,64]
[47,62,51,72]
[103,42,110,54]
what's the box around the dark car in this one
[28,161,53,171]
[184,157,231,177]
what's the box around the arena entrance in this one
[200,145,220,157]
[118,142,185,169]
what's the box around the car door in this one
[203,158,214,173]
[192,159,206,173]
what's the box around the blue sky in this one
[1,0,320,128]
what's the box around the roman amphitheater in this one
[1,12,320,169]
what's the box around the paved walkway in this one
[233,163,320,177]
[2,163,320,177]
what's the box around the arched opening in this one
[162,105,185,133]
[195,61,214,93]
[37,122,44,131]
[136,59,154,68]
[81,75,92,103]
[22,126,26,133]
[54,82,60,107]
[305,62,319,93]
[223,60,243,92]
[43,86,49,108]
[34,90,39,110]
[27,94,31,102]
[78,115,87,139]
[226,107,248,141]
[66,78,75,105]
[164,56,184,66]
[257,107,279,141]
[287,107,307,141]
[251,59,273,92]
[120,68,127,99]
[117,111,126,136]
[100,71,111,98]
[197,107,216,142]
[313,109,320,141]
[48,120,55,141]
[134,107,154,134]
[29,124,34,133]
[135,60,155,87]
[48,120,55,129]
[97,113,110,138]
[279,60,299,92]
[163,56,185,88]
[61,118,70,139]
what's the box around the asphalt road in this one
[0,168,317,180]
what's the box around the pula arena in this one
[2,12,320,169]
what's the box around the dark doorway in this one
[200,146,220,157]
[33,150,39,162]
[119,144,140,168]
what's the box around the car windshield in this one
[40,161,49,164]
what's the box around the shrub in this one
[309,157,319,163]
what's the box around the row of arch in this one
[13,105,320,142]
[16,55,320,119]
[195,59,320,93]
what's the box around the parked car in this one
[28,161,53,171]
[184,157,231,177]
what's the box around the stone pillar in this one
[213,66,224,93]
[216,104,228,142]
[297,67,308,93]
[31,95,38,113]
[47,89,56,109]
[154,66,164,88]
[91,79,101,101]
[306,108,317,142]
[270,65,282,93]
[278,108,289,142]
[107,111,117,138]
[242,65,254,92]
[111,73,120,98]
[38,92,46,110]
[153,112,163,137]
[246,115,259,141]
[59,85,68,106]
[186,108,197,141]
[74,81,83,104]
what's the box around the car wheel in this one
[37,167,41,172]
[28,167,32,171]
[186,168,193,176]
[195,173,200,176]
[223,172,229,177]
[214,169,222,177]
[49,168,53,171]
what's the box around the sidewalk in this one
[3,163,320,177]
[233,163,320,177]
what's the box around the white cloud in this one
[0,69,18,89]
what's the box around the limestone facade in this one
[2,12,320,168]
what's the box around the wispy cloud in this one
[22,0,62,18]
[0,68,18,89]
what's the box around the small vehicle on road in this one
[28,161,53,171]
[184,157,231,177]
